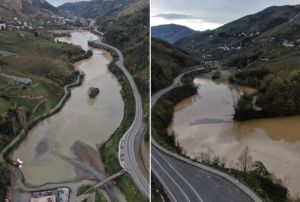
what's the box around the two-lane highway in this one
[92,22,149,196]
[151,68,262,202]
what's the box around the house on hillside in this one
[283,39,295,48]
[0,73,32,85]
[0,20,7,30]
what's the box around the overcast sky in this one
[48,0,84,7]
[151,0,300,31]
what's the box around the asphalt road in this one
[151,69,261,202]
[151,67,203,108]
[92,22,149,196]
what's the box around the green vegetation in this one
[212,70,221,80]
[117,173,148,202]
[172,5,300,121]
[0,98,12,114]
[95,191,106,202]
[0,30,86,200]
[151,67,290,201]
[100,63,135,174]
[197,147,289,202]
[234,75,300,121]
[0,49,16,56]
[151,38,198,93]
[101,1,149,110]
[151,173,170,202]
[58,0,131,25]
[77,185,92,196]
[152,75,197,151]
[0,162,10,202]
[100,63,146,201]
[229,67,271,88]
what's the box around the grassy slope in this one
[100,63,148,202]
[0,30,85,201]
[0,30,82,150]
[101,0,149,110]
[60,0,149,199]
[175,5,300,81]
[98,1,149,200]
[151,38,198,93]
[151,38,199,201]
[174,5,300,121]
[152,24,196,44]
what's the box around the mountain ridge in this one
[175,4,300,61]
[151,24,196,44]
[0,0,59,18]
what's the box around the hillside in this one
[176,5,300,62]
[59,0,131,30]
[152,24,196,44]
[103,0,149,98]
[151,38,198,93]
[59,0,149,103]
[175,4,300,121]
[0,0,59,18]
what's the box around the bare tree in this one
[238,146,253,175]
[230,87,242,110]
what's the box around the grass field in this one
[0,30,81,152]
[77,185,92,196]
[0,49,16,56]
[0,98,12,114]
[100,64,147,201]
[95,191,107,202]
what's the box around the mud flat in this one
[12,31,124,185]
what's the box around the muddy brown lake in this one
[12,31,124,185]
[170,71,300,196]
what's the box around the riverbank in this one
[0,30,87,153]
[101,61,147,202]
[229,68,300,121]
[152,73,197,151]
[89,37,148,200]
[2,72,84,163]
[152,71,292,202]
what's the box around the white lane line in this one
[155,149,204,202]
[152,168,178,202]
[152,156,191,202]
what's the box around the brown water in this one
[170,71,300,196]
[12,31,124,185]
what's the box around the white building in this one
[0,20,6,30]
[283,39,295,48]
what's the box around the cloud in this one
[48,0,86,7]
[151,0,300,30]
[153,13,206,20]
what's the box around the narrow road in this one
[92,22,149,196]
[78,169,126,201]
[151,68,262,202]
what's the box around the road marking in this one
[152,156,190,202]
[152,168,178,202]
[155,149,204,202]
[95,36,149,195]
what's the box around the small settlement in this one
[30,188,69,202]
[0,15,91,32]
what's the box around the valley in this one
[0,0,149,201]
[151,3,300,202]
[170,71,300,197]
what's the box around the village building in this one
[0,20,7,30]
[0,73,32,85]
[283,39,295,48]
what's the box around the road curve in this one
[151,68,262,202]
[92,23,149,196]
